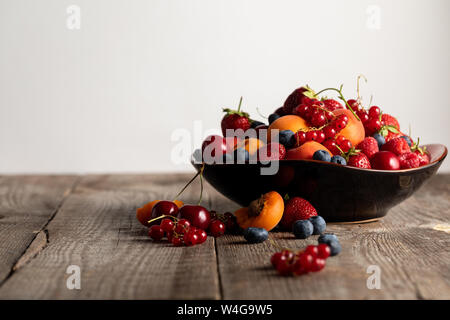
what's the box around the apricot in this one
[136,199,184,227]
[285,141,332,160]
[235,137,264,155]
[234,191,284,231]
[334,109,365,146]
[267,115,308,142]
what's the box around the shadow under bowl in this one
[192,144,447,222]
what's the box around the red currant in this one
[306,130,318,141]
[160,218,174,233]
[323,126,336,139]
[338,138,352,153]
[322,139,340,155]
[365,118,382,135]
[209,219,225,237]
[298,253,314,272]
[184,230,199,246]
[325,111,334,120]
[224,212,238,233]
[196,229,208,244]
[338,114,349,123]
[333,119,347,131]
[294,104,309,118]
[310,258,326,272]
[304,245,319,257]
[281,250,295,262]
[171,236,183,246]
[358,111,369,123]
[148,225,164,241]
[270,252,286,268]
[368,106,381,119]
[292,259,308,275]
[346,99,358,109]
[315,130,325,143]
[276,261,293,276]
[311,113,327,127]
[317,244,331,259]
[294,131,307,147]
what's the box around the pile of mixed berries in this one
[199,81,431,170]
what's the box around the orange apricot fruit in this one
[235,137,264,155]
[334,109,365,146]
[136,199,184,227]
[285,141,332,160]
[267,115,308,142]
[234,191,284,231]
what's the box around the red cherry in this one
[370,151,400,170]
[311,113,327,127]
[148,225,164,241]
[304,245,319,257]
[178,205,211,230]
[310,258,326,272]
[346,99,359,109]
[160,218,174,233]
[209,219,226,237]
[224,212,238,233]
[306,131,318,142]
[271,252,286,267]
[151,201,179,225]
[358,111,370,123]
[323,126,337,139]
[201,135,227,161]
[315,130,325,143]
[195,229,208,244]
[365,119,382,135]
[368,106,381,119]
[294,104,309,118]
[317,244,331,259]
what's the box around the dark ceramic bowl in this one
[192,144,447,222]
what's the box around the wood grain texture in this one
[0,174,220,299]
[0,173,448,299]
[214,174,450,299]
[0,175,78,285]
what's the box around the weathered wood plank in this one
[0,175,78,285]
[0,174,221,299]
[213,174,450,299]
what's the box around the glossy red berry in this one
[322,139,340,155]
[304,245,319,257]
[317,244,331,259]
[315,131,325,143]
[196,229,208,244]
[365,119,382,135]
[294,131,307,147]
[281,250,295,262]
[294,104,309,118]
[160,218,174,233]
[271,252,286,268]
[368,106,381,119]
[209,219,225,237]
[184,230,199,246]
[310,258,326,272]
[333,119,347,131]
[292,259,308,275]
[298,253,314,272]
[311,113,327,127]
[306,130,318,142]
[323,126,337,139]
[358,112,370,123]
[151,201,179,224]
[148,225,164,241]
[171,236,183,246]
[338,138,352,153]
[276,261,293,276]
[178,205,211,230]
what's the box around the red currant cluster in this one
[293,100,352,154]
[149,217,208,246]
[210,211,238,237]
[348,100,382,136]
[270,244,331,276]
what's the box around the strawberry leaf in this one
[386,125,399,133]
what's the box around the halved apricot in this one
[285,141,332,160]
[334,109,365,147]
[234,191,284,231]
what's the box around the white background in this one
[1,0,449,173]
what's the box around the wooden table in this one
[0,173,449,300]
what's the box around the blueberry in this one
[400,135,412,147]
[318,233,339,244]
[268,113,280,124]
[243,227,268,243]
[309,216,326,235]
[372,133,386,148]
[330,155,347,165]
[292,220,314,239]
[234,148,249,163]
[278,130,295,148]
[251,120,265,128]
[313,150,331,162]
[327,240,342,256]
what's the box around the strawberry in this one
[411,138,430,166]
[356,137,379,159]
[398,152,420,169]
[348,152,371,169]
[322,99,344,111]
[221,97,251,136]
[381,114,400,130]
[381,137,411,156]
[280,197,317,230]
[283,86,316,114]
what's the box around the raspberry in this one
[381,137,411,156]
[415,150,430,166]
[398,152,420,169]
[357,137,379,159]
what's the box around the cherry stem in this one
[356,74,367,108]
[314,86,361,121]
[197,165,204,205]
[148,214,178,225]
[173,163,205,203]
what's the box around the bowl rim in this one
[192,143,447,174]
